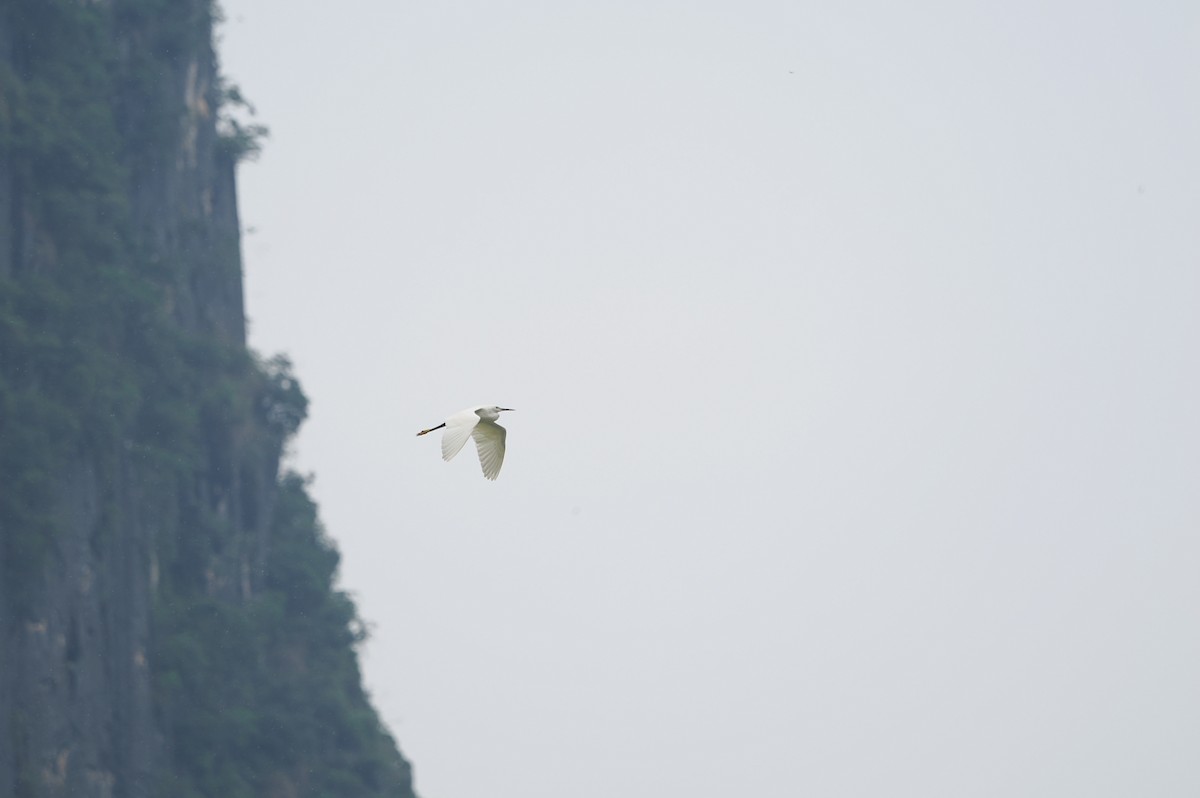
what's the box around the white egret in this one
[416,406,514,480]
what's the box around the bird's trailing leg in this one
[416,423,446,437]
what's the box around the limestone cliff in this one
[0,2,415,796]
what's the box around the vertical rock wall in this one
[0,2,254,795]
[0,3,415,797]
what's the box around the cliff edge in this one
[0,2,415,796]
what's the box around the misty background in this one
[220,2,1198,796]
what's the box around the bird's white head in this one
[474,406,514,422]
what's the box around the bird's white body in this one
[417,405,513,480]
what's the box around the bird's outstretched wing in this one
[471,421,507,480]
[441,413,478,462]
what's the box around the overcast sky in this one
[218,2,1199,796]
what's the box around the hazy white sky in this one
[219,2,1199,796]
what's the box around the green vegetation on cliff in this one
[0,1,414,795]
[154,473,414,798]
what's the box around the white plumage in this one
[417,405,513,480]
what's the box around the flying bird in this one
[417,405,514,480]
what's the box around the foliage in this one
[1,0,414,795]
[216,78,270,163]
[1,0,147,599]
[0,0,275,597]
[154,475,413,798]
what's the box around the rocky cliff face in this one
[0,3,415,797]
